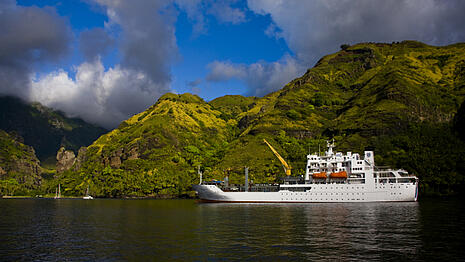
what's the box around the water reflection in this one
[0,199,463,261]
[195,202,422,261]
[418,199,465,261]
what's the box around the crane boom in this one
[263,139,291,176]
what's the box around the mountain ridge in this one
[4,40,465,197]
[0,96,108,162]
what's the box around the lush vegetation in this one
[0,130,42,196]
[2,41,465,197]
[0,96,107,162]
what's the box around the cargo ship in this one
[193,140,418,203]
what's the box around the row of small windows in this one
[281,198,364,201]
[282,192,365,196]
[312,186,363,190]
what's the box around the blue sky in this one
[3,0,465,128]
[17,0,292,100]
[172,5,291,99]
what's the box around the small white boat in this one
[83,186,93,200]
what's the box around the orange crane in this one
[263,139,292,176]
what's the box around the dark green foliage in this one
[0,96,107,161]
[210,95,257,120]
[0,130,42,196]
[212,41,465,196]
[286,109,301,120]
[13,41,465,198]
[370,123,465,195]
[454,100,465,140]
[340,44,350,50]
[54,93,229,197]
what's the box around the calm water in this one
[0,199,463,261]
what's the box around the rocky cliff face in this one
[0,130,42,194]
[0,96,107,161]
[55,146,90,173]
[56,147,76,173]
[58,41,465,197]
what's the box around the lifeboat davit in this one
[312,172,327,179]
[330,171,347,178]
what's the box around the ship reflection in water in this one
[0,199,463,261]
[196,202,423,261]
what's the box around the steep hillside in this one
[57,93,232,197]
[237,41,465,138]
[0,130,41,196]
[219,41,465,193]
[61,41,465,197]
[0,96,107,162]
[209,95,258,120]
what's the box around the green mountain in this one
[0,130,41,196]
[55,93,230,197]
[0,96,107,162]
[58,41,465,197]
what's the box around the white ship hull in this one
[193,182,418,203]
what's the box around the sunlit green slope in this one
[0,130,42,196]
[62,41,465,197]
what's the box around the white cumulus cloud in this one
[248,0,465,64]
[206,0,465,96]
[206,55,304,96]
[30,60,169,129]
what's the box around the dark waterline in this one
[0,199,463,261]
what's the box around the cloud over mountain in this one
[205,0,465,96]
[248,0,465,63]
[30,60,167,128]
[3,0,465,128]
[29,0,177,128]
[206,55,303,96]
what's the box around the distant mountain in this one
[58,41,465,197]
[0,96,107,162]
[0,130,41,196]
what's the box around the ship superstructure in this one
[193,140,418,202]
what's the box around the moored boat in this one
[83,186,93,200]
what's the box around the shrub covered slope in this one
[0,130,42,196]
[0,96,107,162]
[57,41,465,197]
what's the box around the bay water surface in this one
[0,199,463,261]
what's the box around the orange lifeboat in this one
[312,172,327,179]
[330,171,348,179]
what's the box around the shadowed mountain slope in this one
[0,96,107,162]
[58,41,465,197]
